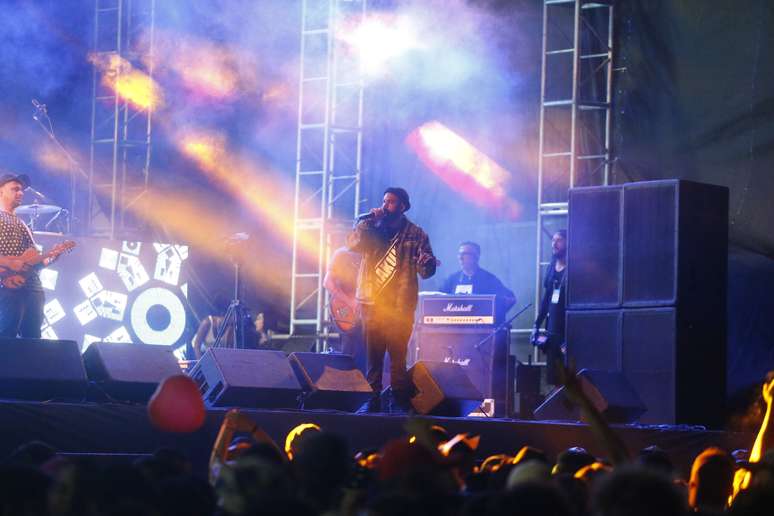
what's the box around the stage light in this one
[130,287,187,346]
[89,54,163,111]
[406,121,521,218]
[338,14,420,76]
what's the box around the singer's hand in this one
[369,207,385,220]
[417,252,435,266]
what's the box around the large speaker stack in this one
[566,180,728,427]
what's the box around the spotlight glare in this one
[338,14,419,76]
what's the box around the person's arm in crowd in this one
[750,374,774,463]
[209,409,284,485]
[558,361,631,466]
[416,233,437,279]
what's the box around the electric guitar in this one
[329,294,359,333]
[0,240,76,289]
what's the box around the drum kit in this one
[16,202,68,235]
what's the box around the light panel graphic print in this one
[35,234,192,352]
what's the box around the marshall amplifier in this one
[419,294,497,325]
[412,325,510,417]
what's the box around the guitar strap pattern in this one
[371,232,401,295]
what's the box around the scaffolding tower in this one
[534,1,615,343]
[290,0,367,346]
[88,0,155,239]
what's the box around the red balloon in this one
[148,374,206,433]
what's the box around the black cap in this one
[384,187,410,211]
[0,174,30,189]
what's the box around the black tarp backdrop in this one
[613,0,774,416]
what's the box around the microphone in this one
[356,208,384,221]
[25,186,47,200]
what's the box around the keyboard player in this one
[439,241,515,322]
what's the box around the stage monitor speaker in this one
[533,369,646,423]
[289,352,373,412]
[567,185,622,308]
[409,361,483,417]
[188,348,302,409]
[0,338,87,401]
[82,342,182,402]
[565,310,622,371]
[414,325,509,416]
[622,180,728,308]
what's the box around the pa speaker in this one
[83,342,182,402]
[188,348,302,409]
[565,310,622,371]
[289,352,373,411]
[622,180,728,308]
[0,338,87,401]
[409,361,483,417]
[567,185,622,308]
[533,369,646,424]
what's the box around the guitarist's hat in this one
[0,173,30,189]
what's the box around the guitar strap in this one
[371,231,401,296]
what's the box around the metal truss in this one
[534,1,615,354]
[290,0,367,345]
[88,0,155,238]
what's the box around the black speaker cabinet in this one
[409,361,483,417]
[565,306,725,427]
[188,348,302,409]
[83,342,182,402]
[534,369,646,423]
[567,185,623,308]
[568,180,728,311]
[0,338,87,401]
[565,310,622,371]
[414,325,510,416]
[289,352,373,411]
[622,180,728,308]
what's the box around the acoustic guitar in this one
[0,240,76,289]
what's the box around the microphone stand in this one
[474,303,532,350]
[32,100,89,235]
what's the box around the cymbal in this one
[15,204,62,216]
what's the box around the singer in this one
[348,187,436,413]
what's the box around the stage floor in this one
[0,399,752,477]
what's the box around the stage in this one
[0,399,753,477]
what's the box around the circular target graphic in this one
[130,287,186,345]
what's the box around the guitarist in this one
[0,173,45,338]
[323,240,366,374]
